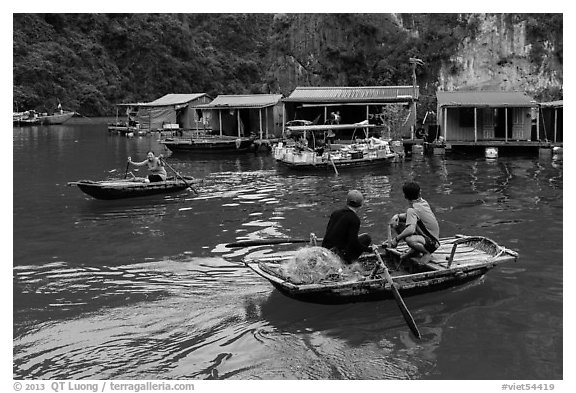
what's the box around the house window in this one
[459,108,475,127]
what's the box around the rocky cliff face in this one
[267,13,562,102]
[437,14,563,100]
[267,14,405,95]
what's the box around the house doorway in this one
[494,108,513,139]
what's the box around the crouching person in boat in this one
[127,151,167,183]
[321,189,372,264]
[385,181,440,264]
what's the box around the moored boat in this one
[161,136,254,153]
[274,123,404,171]
[13,110,40,126]
[38,110,75,125]
[14,109,75,126]
[67,176,201,200]
[244,235,518,304]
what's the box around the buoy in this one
[485,147,498,159]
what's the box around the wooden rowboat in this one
[245,235,518,304]
[67,176,201,200]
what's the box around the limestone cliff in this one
[266,13,562,103]
[436,14,563,100]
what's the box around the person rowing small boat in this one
[127,151,167,182]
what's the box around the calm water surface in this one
[12,120,563,380]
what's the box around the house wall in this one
[209,103,284,138]
[181,96,213,129]
[439,106,532,142]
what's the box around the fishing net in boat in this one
[279,246,365,284]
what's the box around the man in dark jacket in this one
[322,190,372,264]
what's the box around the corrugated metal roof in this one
[143,93,208,107]
[539,100,563,108]
[197,94,283,109]
[283,86,418,103]
[437,91,536,107]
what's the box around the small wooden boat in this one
[67,176,201,200]
[161,136,254,153]
[14,110,75,126]
[38,111,75,125]
[13,111,40,126]
[244,235,518,304]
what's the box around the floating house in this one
[197,94,284,140]
[538,100,563,144]
[135,93,212,132]
[113,93,212,134]
[282,86,418,140]
[436,91,545,152]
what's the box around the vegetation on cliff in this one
[13,13,562,117]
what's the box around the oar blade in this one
[390,285,421,339]
[372,247,421,339]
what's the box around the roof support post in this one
[282,105,286,138]
[444,107,448,142]
[412,100,417,140]
[237,110,241,138]
[474,107,478,143]
[505,108,508,143]
[324,106,328,124]
[554,108,558,143]
[219,110,223,137]
[536,107,540,141]
[265,107,269,139]
[259,109,263,140]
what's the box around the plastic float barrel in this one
[485,147,498,159]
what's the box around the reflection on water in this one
[13,124,562,379]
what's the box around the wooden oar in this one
[161,158,198,195]
[329,157,339,176]
[123,161,130,179]
[371,245,421,339]
[226,238,322,248]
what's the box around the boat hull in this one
[245,235,518,304]
[276,155,399,171]
[257,263,490,304]
[69,178,199,200]
[161,137,254,153]
[39,111,75,125]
